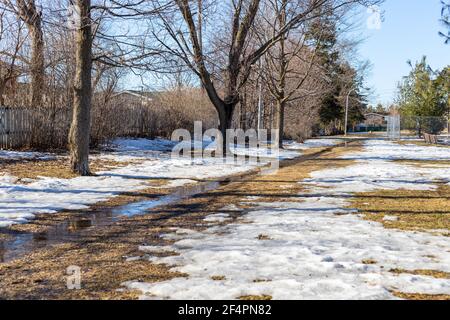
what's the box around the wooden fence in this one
[0,106,33,149]
[0,104,156,150]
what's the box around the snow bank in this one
[125,139,450,300]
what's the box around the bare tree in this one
[5,0,45,106]
[258,0,322,147]
[0,9,27,105]
[149,0,381,153]
[68,0,92,175]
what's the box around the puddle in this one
[113,181,223,217]
[0,179,229,263]
[0,210,115,263]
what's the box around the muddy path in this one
[0,139,363,299]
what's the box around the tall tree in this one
[68,0,92,175]
[150,0,378,153]
[397,57,448,135]
[259,0,321,147]
[0,10,26,105]
[6,0,45,106]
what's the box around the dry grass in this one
[257,234,272,241]
[389,269,450,279]
[392,292,450,300]
[0,157,133,180]
[350,185,450,233]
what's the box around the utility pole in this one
[257,59,264,132]
[345,88,355,136]
[257,81,263,131]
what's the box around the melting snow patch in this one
[0,150,55,161]
[343,139,450,161]
[204,214,231,223]
[284,139,342,150]
[383,216,399,222]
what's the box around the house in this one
[355,113,388,132]
[111,90,156,107]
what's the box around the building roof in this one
[364,112,386,118]
[112,90,155,102]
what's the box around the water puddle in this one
[0,179,229,263]
[113,181,223,217]
[0,210,116,263]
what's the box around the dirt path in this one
[0,141,362,299]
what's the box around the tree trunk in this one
[275,99,285,148]
[0,84,5,106]
[218,105,235,156]
[17,0,45,107]
[68,0,92,176]
[29,17,44,106]
[274,0,287,149]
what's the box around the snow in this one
[343,139,450,161]
[0,150,55,161]
[284,139,343,150]
[124,139,450,300]
[0,137,341,227]
[204,213,231,223]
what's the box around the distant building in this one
[111,90,155,107]
[355,113,388,132]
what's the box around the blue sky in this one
[124,0,449,105]
[359,0,449,106]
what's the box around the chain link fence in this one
[400,115,450,136]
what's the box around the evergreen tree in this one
[397,57,448,134]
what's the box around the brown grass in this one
[257,234,272,241]
[389,269,450,279]
[350,185,450,233]
[0,157,133,180]
[392,292,450,300]
[362,259,377,265]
